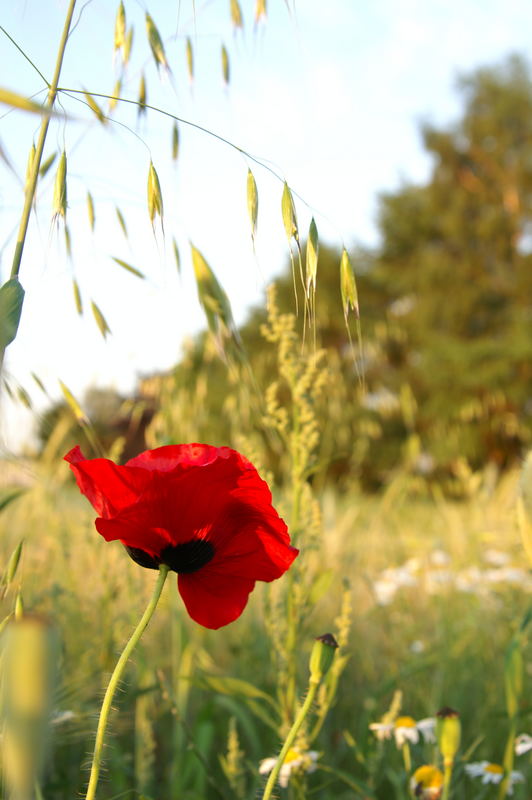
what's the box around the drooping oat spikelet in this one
[86,191,95,231]
[230,0,244,29]
[114,1,126,54]
[90,300,111,339]
[109,78,122,111]
[39,151,56,178]
[72,279,83,315]
[59,380,88,424]
[190,244,235,346]
[83,89,106,123]
[255,0,267,24]
[124,26,134,65]
[116,206,128,237]
[147,160,164,229]
[137,73,147,118]
[306,218,318,296]
[111,256,145,280]
[172,237,181,273]
[221,44,230,85]
[145,12,170,74]
[171,121,179,161]
[247,168,258,242]
[52,150,67,222]
[64,224,72,260]
[186,37,194,83]
[281,181,298,243]
[340,247,359,322]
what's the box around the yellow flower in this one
[410,765,444,799]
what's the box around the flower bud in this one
[436,707,461,765]
[309,633,338,683]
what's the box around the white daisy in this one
[370,715,436,748]
[259,748,318,788]
[465,761,524,794]
[515,733,532,756]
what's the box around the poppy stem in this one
[261,678,320,800]
[84,565,169,800]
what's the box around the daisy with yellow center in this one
[259,748,319,788]
[370,715,436,748]
[410,765,444,799]
[465,761,524,794]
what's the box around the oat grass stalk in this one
[0,0,77,373]
[10,0,77,283]
[84,565,169,800]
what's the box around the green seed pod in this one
[309,633,338,683]
[436,707,461,765]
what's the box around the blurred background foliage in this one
[38,56,532,495]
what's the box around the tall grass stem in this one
[0,0,77,375]
[10,0,76,283]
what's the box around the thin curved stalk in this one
[261,678,320,800]
[84,565,169,800]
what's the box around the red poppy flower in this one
[64,443,298,629]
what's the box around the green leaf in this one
[0,278,25,348]
[0,487,26,513]
[192,674,279,711]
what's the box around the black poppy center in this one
[126,539,215,574]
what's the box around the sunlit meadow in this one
[1,2,531,800]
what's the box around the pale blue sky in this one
[2,0,532,449]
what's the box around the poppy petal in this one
[206,503,298,580]
[177,571,256,629]
[65,446,151,517]
[126,443,239,472]
[95,517,172,556]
